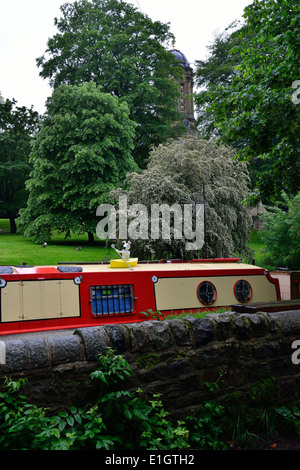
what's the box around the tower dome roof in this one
[171,49,190,68]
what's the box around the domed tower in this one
[171,49,195,129]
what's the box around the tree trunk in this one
[88,231,95,243]
[9,216,17,234]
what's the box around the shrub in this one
[261,192,300,269]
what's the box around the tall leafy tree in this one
[195,22,250,138]
[0,99,39,233]
[17,81,137,243]
[36,0,184,167]
[195,24,270,192]
[195,0,300,202]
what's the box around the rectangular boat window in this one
[90,284,134,316]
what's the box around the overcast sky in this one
[0,0,251,114]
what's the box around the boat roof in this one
[3,259,266,275]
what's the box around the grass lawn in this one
[0,219,267,268]
[248,229,267,268]
[0,219,110,266]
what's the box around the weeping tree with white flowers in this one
[111,135,253,261]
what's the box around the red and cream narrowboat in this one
[0,257,280,336]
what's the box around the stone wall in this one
[1,310,300,416]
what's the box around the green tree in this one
[37,0,184,167]
[0,99,40,233]
[194,23,269,194]
[17,81,137,243]
[195,0,300,202]
[111,135,252,261]
[261,192,300,270]
[195,22,250,138]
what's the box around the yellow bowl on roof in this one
[110,258,138,268]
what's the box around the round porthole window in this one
[197,281,217,305]
[234,280,252,302]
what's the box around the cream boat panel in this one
[1,280,80,322]
[154,275,277,311]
